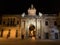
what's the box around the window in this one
[7,23,9,26]
[54,21,57,26]
[6,18,16,27]
[55,33,58,39]
[17,21,19,24]
[45,21,48,26]
[10,18,12,26]
[45,33,49,39]
[0,20,2,25]
[3,21,5,25]
[7,29,11,38]
[13,18,15,25]
[7,18,10,26]
[13,18,15,21]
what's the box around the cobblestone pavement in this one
[0,38,60,45]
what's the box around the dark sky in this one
[0,0,60,14]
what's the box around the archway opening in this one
[29,24,36,39]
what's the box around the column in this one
[36,18,38,39]
[37,19,40,39]
[20,19,22,39]
[25,20,29,39]
[23,20,25,39]
[41,19,44,39]
[40,20,41,39]
[21,20,25,39]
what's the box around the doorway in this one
[29,24,36,39]
[55,33,58,39]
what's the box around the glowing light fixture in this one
[32,37,35,40]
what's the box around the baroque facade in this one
[0,5,59,40]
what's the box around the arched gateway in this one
[29,24,36,39]
[21,4,43,39]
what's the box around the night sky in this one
[0,0,60,14]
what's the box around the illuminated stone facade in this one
[0,5,59,40]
